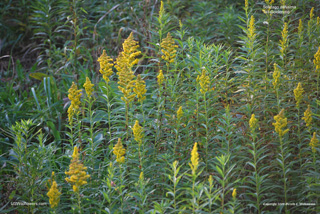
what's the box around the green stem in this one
[204,93,209,172]
[107,84,112,142]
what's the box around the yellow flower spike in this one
[313,47,320,73]
[249,114,258,133]
[272,63,280,89]
[208,175,213,187]
[280,22,288,56]
[83,77,94,98]
[132,120,144,145]
[302,105,312,128]
[139,171,144,181]
[122,32,141,69]
[298,19,303,35]
[177,106,183,121]
[161,32,178,64]
[265,0,274,4]
[189,142,199,174]
[317,17,320,26]
[133,75,147,102]
[245,0,248,10]
[157,70,164,86]
[272,109,289,138]
[310,132,319,153]
[310,7,314,20]
[232,188,237,200]
[248,15,256,41]
[47,177,61,209]
[293,83,304,108]
[65,147,90,193]
[179,20,183,29]
[113,138,126,164]
[197,69,210,94]
[115,32,141,105]
[159,1,164,20]
[97,50,114,83]
[67,82,82,125]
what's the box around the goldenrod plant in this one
[115,32,141,139]
[2,1,320,214]
[188,142,200,213]
[98,49,114,141]
[272,109,291,213]
[47,172,61,211]
[65,146,90,213]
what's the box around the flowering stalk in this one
[302,105,312,134]
[155,70,165,158]
[115,32,141,139]
[67,82,82,147]
[294,83,304,171]
[189,142,199,214]
[174,106,183,156]
[133,75,147,125]
[98,50,114,141]
[83,77,95,172]
[113,138,126,213]
[65,146,90,214]
[197,69,210,172]
[272,63,281,111]
[132,120,144,170]
[279,22,289,71]
[263,0,274,115]
[272,109,289,213]
[313,47,320,110]
[248,114,263,214]
[47,172,61,213]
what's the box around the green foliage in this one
[1,0,320,213]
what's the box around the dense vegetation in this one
[0,0,319,213]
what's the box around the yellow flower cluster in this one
[313,47,320,72]
[157,70,164,86]
[302,105,312,128]
[132,120,143,145]
[67,82,82,125]
[83,77,94,98]
[310,132,318,153]
[113,138,126,164]
[249,114,258,133]
[248,15,256,41]
[298,19,303,35]
[293,83,304,108]
[159,1,164,20]
[65,146,90,193]
[273,109,289,138]
[97,50,114,83]
[161,32,178,64]
[116,33,141,104]
[280,22,288,56]
[197,69,210,94]
[272,63,280,89]
[310,7,314,20]
[232,188,237,200]
[122,32,141,69]
[245,0,248,10]
[265,0,274,4]
[189,142,199,174]
[47,172,61,209]
[139,171,144,181]
[133,75,147,102]
[177,106,183,121]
